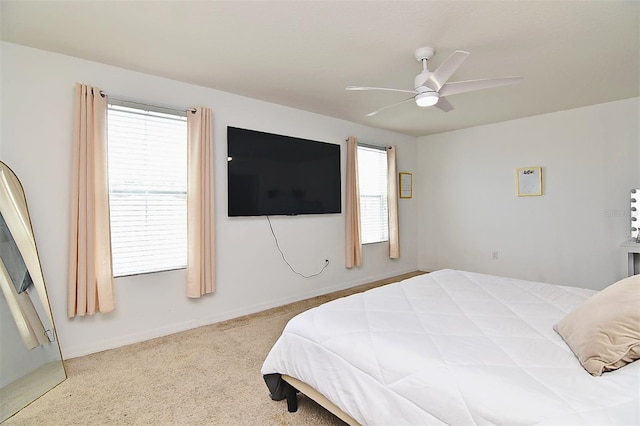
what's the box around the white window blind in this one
[358,145,388,244]
[107,102,188,277]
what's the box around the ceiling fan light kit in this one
[347,46,523,116]
[415,92,439,107]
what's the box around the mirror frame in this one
[0,161,66,421]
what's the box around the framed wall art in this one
[399,172,412,199]
[516,166,542,196]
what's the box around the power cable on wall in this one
[266,216,329,278]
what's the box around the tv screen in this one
[227,127,341,217]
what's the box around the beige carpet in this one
[4,271,424,425]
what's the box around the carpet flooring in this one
[4,271,424,425]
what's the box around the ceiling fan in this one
[346,47,523,116]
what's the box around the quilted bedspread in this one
[261,269,640,425]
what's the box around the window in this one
[107,101,188,277]
[357,145,388,244]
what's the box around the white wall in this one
[417,98,640,290]
[0,42,419,359]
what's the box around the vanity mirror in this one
[0,161,66,421]
[632,189,639,242]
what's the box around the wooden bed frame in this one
[282,375,360,425]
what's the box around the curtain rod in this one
[346,138,391,150]
[99,91,196,114]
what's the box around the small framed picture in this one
[399,172,412,199]
[516,166,542,196]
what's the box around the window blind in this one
[107,103,188,277]
[357,145,388,244]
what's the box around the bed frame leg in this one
[285,383,298,412]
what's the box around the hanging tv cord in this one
[266,216,329,278]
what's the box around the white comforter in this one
[261,269,640,425]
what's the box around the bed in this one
[261,269,640,425]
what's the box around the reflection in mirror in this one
[0,161,66,422]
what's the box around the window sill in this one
[362,240,389,246]
[114,266,186,279]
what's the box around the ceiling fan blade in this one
[346,86,417,95]
[426,50,469,91]
[366,97,415,116]
[439,76,523,97]
[434,97,454,112]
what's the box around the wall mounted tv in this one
[227,126,341,217]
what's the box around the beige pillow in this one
[553,274,640,376]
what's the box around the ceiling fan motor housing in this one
[415,71,432,90]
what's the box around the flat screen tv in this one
[227,127,341,217]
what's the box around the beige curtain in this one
[186,107,215,298]
[387,146,400,259]
[68,83,115,317]
[345,136,362,268]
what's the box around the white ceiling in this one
[1,0,638,137]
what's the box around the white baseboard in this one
[63,267,418,359]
